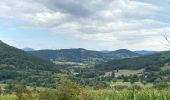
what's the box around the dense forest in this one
[28,49,141,64]
[0,41,59,87]
[95,52,169,71]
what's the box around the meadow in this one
[0,88,170,100]
[0,79,170,100]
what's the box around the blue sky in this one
[0,0,170,51]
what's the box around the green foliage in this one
[145,65,160,71]
[153,82,170,90]
[0,41,59,87]
[95,52,170,71]
[113,85,128,90]
[0,79,170,100]
[4,84,16,94]
[57,75,81,100]
[0,41,58,71]
[128,85,143,90]
[39,89,58,100]
[0,86,2,95]
[15,85,28,100]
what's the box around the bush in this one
[4,84,16,94]
[113,85,128,90]
[153,82,169,90]
[56,75,82,100]
[128,85,143,90]
[39,89,58,100]
[15,85,29,100]
[0,86,2,95]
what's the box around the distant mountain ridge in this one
[134,50,160,55]
[23,48,35,51]
[28,48,141,64]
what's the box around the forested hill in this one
[95,51,170,71]
[0,40,57,71]
[0,41,58,87]
[105,49,140,58]
[28,48,140,64]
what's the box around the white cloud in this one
[0,0,170,50]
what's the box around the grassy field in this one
[104,69,144,77]
[161,65,170,71]
[0,79,170,100]
[0,89,170,100]
[114,69,144,77]
[110,82,153,87]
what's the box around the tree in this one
[111,71,115,78]
[163,33,170,47]
[0,86,2,95]
[4,84,16,94]
[130,78,135,84]
[141,81,147,86]
[15,85,29,100]
[57,74,82,100]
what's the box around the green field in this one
[0,88,170,100]
[110,82,153,87]
[0,79,170,100]
[161,65,170,71]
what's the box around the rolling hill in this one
[95,51,170,71]
[105,49,140,58]
[0,41,57,71]
[0,40,58,87]
[28,48,140,64]
[134,50,160,55]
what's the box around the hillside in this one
[95,51,170,71]
[0,41,58,87]
[28,48,140,64]
[0,41,57,71]
[134,50,160,55]
[105,49,140,58]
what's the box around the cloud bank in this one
[0,0,170,50]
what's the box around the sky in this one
[0,0,170,51]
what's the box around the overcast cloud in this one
[0,0,170,50]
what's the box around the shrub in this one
[153,82,169,90]
[15,85,29,100]
[113,85,128,90]
[128,85,143,90]
[39,89,58,100]
[0,86,2,95]
[56,75,82,100]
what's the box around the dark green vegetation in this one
[134,50,160,55]
[0,41,58,87]
[28,48,140,64]
[0,77,170,100]
[95,52,169,71]
[64,51,170,87]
